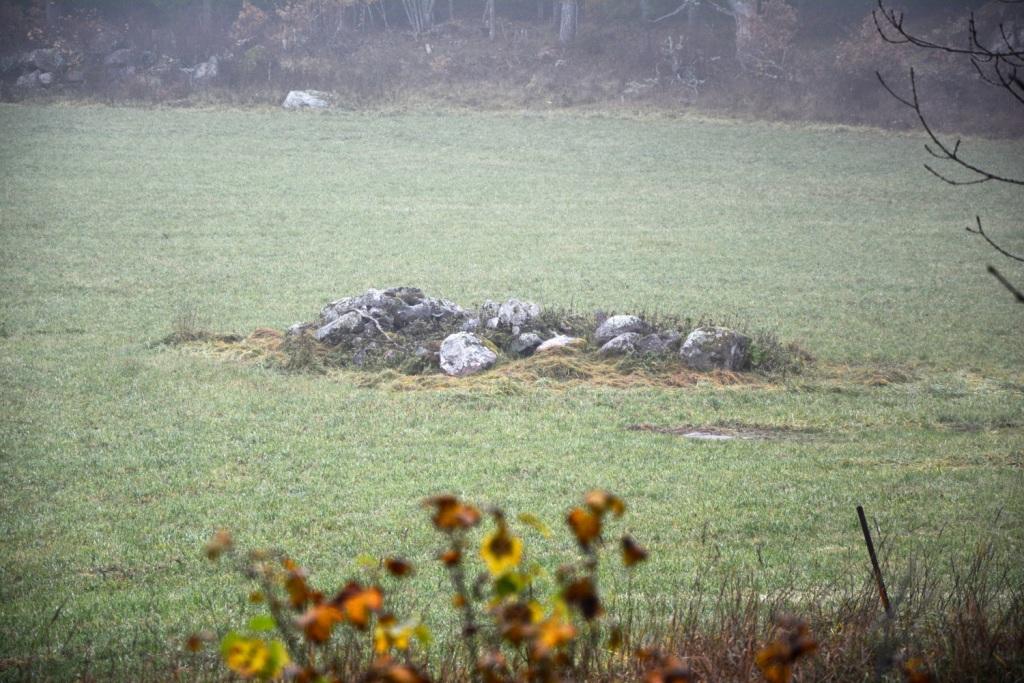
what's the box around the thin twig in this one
[966,216,1024,263]
[987,265,1024,302]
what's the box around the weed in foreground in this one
[189,491,1024,682]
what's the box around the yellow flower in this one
[480,524,523,576]
[221,633,289,680]
[225,637,268,678]
[532,612,576,659]
[372,618,415,655]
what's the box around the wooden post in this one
[856,505,892,617]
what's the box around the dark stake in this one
[856,505,892,618]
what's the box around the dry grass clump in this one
[190,330,770,392]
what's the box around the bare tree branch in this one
[874,0,1024,301]
[988,265,1024,302]
[967,216,1024,263]
[875,69,1024,187]
[874,0,1024,61]
[649,0,699,23]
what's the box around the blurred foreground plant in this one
[195,491,824,682]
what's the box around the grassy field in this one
[1,104,1022,678]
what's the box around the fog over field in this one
[1,1,1022,681]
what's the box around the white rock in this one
[439,332,497,377]
[509,332,544,356]
[679,326,750,371]
[192,55,218,85]
[497,299,541,328]
[535,335,584,353]
[598,332,640,355]
[314,310,364,343]
[594,315,646,344]
[282,90,331,109]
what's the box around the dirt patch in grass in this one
[627,422,817,441]
[827,362,920,386]
[935,415,1024,433]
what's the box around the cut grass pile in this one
[0,104,1022,678]
[186,326,769,390]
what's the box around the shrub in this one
[194,491,1023,682]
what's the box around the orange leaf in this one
[567,507,601,547]
[585,490,625,517]
[755,619,818,683]
[424,495,481,531]
[297,603,344,643]
[440,549,462,566]
[563,576,602,621]
[384,557,414,578]
[621,535,649,567]
[334,582,384,630]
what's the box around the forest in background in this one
[1,0,1021,133]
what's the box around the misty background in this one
[2,0,1020,134]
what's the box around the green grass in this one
[0,104,1022,678]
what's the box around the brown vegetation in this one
[185,491,1024,682]
[1,1,1019,135]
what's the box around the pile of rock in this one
[285,287,751,378]
[6,46,219,93]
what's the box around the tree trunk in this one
[199,0,212,32]
[44,0,59,32]
[486,0,495,40]
[639,0,651,21]
[726,0,758,66]
[559,0,577,44]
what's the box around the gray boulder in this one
[38,72,54,86]
[16,70,41,88]
[535,335,584,353]
[594,315,646,344]
[480,300,500,319]
[314,310,364,343]
[104,48,136,67]
[679,326,750,371]
[191,55,218,85]
[508,332,544,357]
[26,48,63,72]
[461,318,480,333]
[394,302,433,328]
[283,90,331,109]
[497,299,541,328]
[660,330,683,350]
[635,333,668,355]
[439,332,497,377]
[318,287,465,333]
[598,332,640,356]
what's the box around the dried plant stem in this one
[446,535,482,683]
